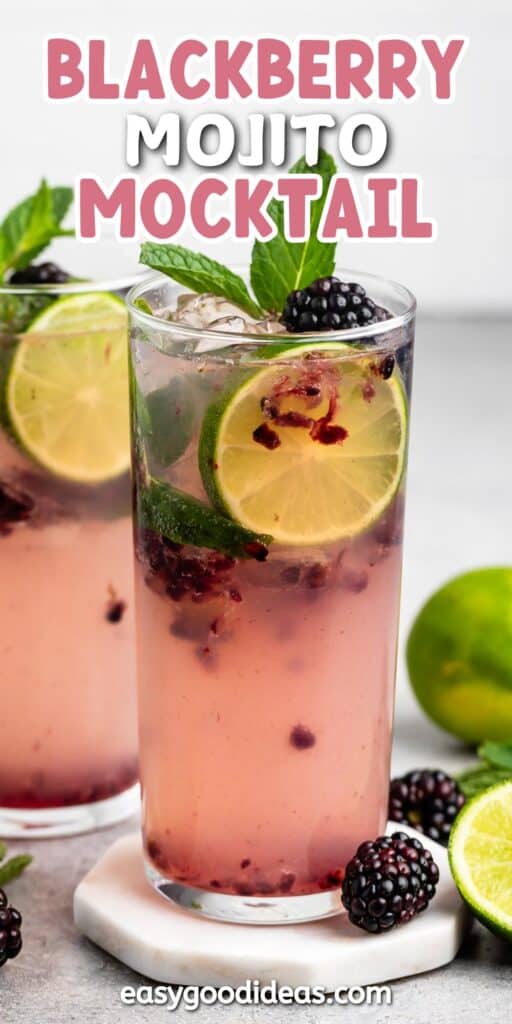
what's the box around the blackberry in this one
[281,276,390,334]
[389,769,465,846]
[290,723,316,749]
[0,483,34,533]
[105,599,126,623]
[0,889,23,967]
[10,261,70,285]
[341,831,439,934]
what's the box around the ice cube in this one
[209,315,247,333]
[173,293,256,331]
[252,317,287,336]
[176,292,200,312]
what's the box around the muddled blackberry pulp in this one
[133,284,414,901]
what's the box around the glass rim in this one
[0,270,148,298]
[126,267,416,350]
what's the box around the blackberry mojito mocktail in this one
[0,274,138,835]
[130,267,415,923]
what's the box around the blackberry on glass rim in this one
[9,261,70,285]
[280,276,391,333]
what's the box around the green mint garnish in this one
[456,740,512,797]
[139,243,263,320]
[457,765,512,799]
[250,149,337,314]
[0,293,53,334]
[138,148,338,318]
[0,180,74,280]
[0,843,32,887]
[139,478,272,559]
[477,741,512,772]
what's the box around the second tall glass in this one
[0,267,140,836]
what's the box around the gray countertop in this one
[2,318,512,1021]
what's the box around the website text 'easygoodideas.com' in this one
[120,980,393,1011]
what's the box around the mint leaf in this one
[0,842,6,862]
[0,181,74,278]
[145,380,196,468]
[133,296,154,316]
[457,765,512,799]
[250,149,337,314]
[0,292,53,333]
[50,186,73,226]
[139,243,263,320]
[0,853,32,886]
[139,478,271,559]
[478,741,512,771]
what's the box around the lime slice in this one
[5,292,130,484]
[199,342,407,546]
[449,780,512,940]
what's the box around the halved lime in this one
[199,342,407,546]
[5,292,130,484]
[449,780,512,941]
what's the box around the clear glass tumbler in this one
[129,270,415,923]
[0,257,141,836]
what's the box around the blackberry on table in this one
[341,831,439,934]
[10,262,70,285]
[0,889,23,967]
[389,769,465,846]
[281,276,390,334]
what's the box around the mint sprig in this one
[140,243,263,320]
[457,739,512,798]
[477,741,512,771]
[0,179,74,279]
[0,842,32,887]
[138,148,338,319]
[457,765,512,799]
[250,150,337,314]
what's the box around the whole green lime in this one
[407,568,512,743]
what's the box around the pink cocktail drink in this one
[130,271,415,922]
[0,278,139,835]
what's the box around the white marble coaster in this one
[74,826,470,988]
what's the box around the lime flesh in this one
[449,780,512,941]
[199,342,407,546]
[5,292,130,484]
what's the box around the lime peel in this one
[449,779,512,940]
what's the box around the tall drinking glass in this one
[129,271,415,923]
[0,254,141,836]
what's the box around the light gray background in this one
[2,1,512,1020]
[2,0,512,313]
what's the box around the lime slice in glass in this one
[199,342,407,546]
[5,292,130,484]
[449,780,512,940]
